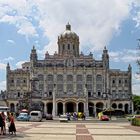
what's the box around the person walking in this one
[1,112,6,135]
[9,113,16,135]
[0,113,4,135]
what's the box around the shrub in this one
[131,118,140,126]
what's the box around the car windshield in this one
[19,113,28,116]
[31,113,38,116]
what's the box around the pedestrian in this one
[9,112,16,135]
[0,113,4,135]
[1,112,6,135]
[82,113,86,120]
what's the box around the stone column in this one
[63,103,65,114]
[15,103,17,112]
[84,85,89,117]
[56,102,58,116]
[122,104,125,112]
[94,105,97,118]
[76,102,78,113]
[44,103,47,114]
[131,101,134,114]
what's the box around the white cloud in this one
[3,57,14,62]
[0,0,140,54]
[132,0,140,28]
[0,81,6,91]
[133,11,140,27]
[109,49,139,63]
[0,57,14,64]
[133,84,140,95]
[132,73,140,95]
[0,63,6,70]
[16,61,26,68]
[7,40,15,44]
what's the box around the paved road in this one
[0,120,140,140]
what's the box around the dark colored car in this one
[100,115,109,121]
[46,114,53,120]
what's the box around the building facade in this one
[6,23,133,116]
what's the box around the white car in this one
[29,111,42,122]
[59,114,68,122]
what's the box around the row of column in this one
[46,102,88,117]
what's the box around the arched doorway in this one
[112,103,117,109]
[10,103,15,112]
[96,102,104,114]
[66,102,76,113]
[57,102,63,115]
[125,104,129,114]
[47,103,53,114]
[88,102,94,116]
[118,103,123,109]
[78,102,84,112]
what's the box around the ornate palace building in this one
[6,23,133,116]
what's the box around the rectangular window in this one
[68,44,70,50]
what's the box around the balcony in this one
[55,93,86,98]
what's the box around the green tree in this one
[133,95,140,113]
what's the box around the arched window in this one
[67,75,73,81]
[68,44,70,50]
[16,78,20,86]
[47,74,53,82]
[18,92,20,97]
[38,74,44,81]
[77,84,83,91]
[77,75,83,82]
[118,103,123,109]
[48,84,53,90]
[86,75,92,82]
[57,84,63,92]
[23,79,26,83]
[96,75,102,82]
[112,103,117,109]
[11,79,14,83]
[63,44,65,50]
[73,45,75,50]
[57,75,63,82]
[67,84,73,92]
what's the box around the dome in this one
[59,23,79,39]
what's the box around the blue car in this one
[17,113,30,121]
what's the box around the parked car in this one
[29,110,42,122]
[100,115,109,121]
[17,112,30,121]
[46,114,53,120]
[59,114,68,122]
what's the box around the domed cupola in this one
[58,23,79,57]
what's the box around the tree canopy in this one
[133,95,140,113]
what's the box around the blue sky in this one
[0,0,140,95]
